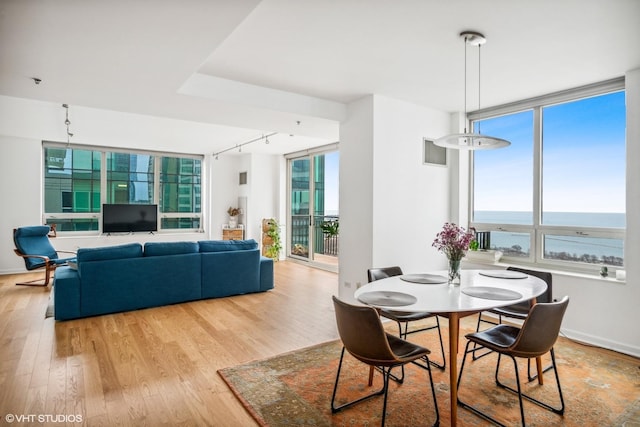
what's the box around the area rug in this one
[218,322,640,426]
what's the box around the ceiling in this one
[1,0,639,155]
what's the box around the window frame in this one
[468,78,626,274]
[43,142,204,234]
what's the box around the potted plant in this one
[320,219,339,237]
[263,218,282,260]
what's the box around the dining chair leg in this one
[526,357,553,382]
[495,348,565,416]
[431,316,446,370]
[403,317,446,371]
[457,341,517,427]
[380,367,391,427]
[331,347,385,414]
[423,355,440,427]
[471,313,497,360]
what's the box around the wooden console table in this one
[223,227,244,240]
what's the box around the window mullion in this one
[533,106,542,263]
[100,152,107,209]
[154,154,160,217]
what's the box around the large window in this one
[470,81,625,272]
[43,143,203,232]
[160,157,202,229]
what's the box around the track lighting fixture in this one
[213,132,277,159]
[62,104,74,146]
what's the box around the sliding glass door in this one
[288,148,339,270]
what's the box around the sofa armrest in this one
[259,256,274,291]
[53,266,81,320]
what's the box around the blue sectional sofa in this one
[53,239,274,320]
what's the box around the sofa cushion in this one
[144,241,199,257]
[77,243,143,263]
[198,239,258,252]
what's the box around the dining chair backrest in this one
[502,266,553,314]
[507,266,553,303]
[332,296,398,366]
[509,296,569,358]
[367,266,403,283]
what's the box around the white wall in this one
[2,76,639,356]
[210,153,282,247]
[457,71,640,357]
[338,95,451,300]
[338,96,375,300]
[337,78,640,357]
[246,153,284,248]
[0,96,273,273]
[211,154,242,240]
[371,95,451,271]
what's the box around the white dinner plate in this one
[400,274,448,284]
[357,291,418,307]
[479,270,528,279]
[462,286,523,300]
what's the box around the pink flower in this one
[432,222,475,261]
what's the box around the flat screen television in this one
[102,204,158,233]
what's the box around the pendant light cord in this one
[463,36,468,133]
[477,43,482,134]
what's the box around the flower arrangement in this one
[432,222,475,261]
[227,207,241,217]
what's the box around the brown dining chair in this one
[331,296,439,427]
[367,266,446,370]
[473,266,554,381]
[457,296,569,426]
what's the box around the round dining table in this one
[354,269,548,427]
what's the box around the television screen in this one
[102,204,158,233]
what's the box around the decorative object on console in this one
[432,222,475,285]
[228,206,241,228]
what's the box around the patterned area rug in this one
[218,321,640,426]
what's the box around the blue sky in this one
[474,90,626,214]
[323,151,340,214]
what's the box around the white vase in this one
[229,216,238,228]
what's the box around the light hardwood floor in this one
[0,261,339,426]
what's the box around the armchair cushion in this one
[13,226,58,270]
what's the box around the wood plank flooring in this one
[0,261,339,426]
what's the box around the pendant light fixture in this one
[434,31,510,150]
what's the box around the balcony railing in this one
[291,215,339,258]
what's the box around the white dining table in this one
[354,269,548,427]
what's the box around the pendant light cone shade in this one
[434,31,510,150]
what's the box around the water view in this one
[473,211,624,266]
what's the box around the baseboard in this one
[560,327,640,359]
[480,312,639,359]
